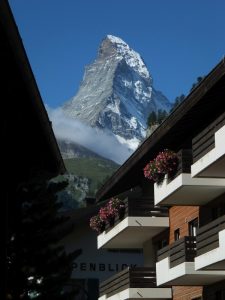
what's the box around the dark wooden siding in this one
[157,236,196,268]
[99,267,156,297]
[104,197,168,232]
[197,214,225,256]
[192,112,225,163]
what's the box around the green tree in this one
[7,174,81,300]
[190,76,205,91]
[157,109,168,124]
[170,75,205,113]
[170,94,185,112]
[147,110,169,132]
[147,111,157,127]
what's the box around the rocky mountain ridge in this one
[57,155,119,211]
[62,35,171,150]
[58,139,104,160]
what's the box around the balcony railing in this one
[99,267,156,297]
[157,236,196,268]
[176,149,193,175]
[168,149,193,181]
[197,214,225,256]
[105,197,168,231]
[192,112,225,163]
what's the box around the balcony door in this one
[188,218,198,237]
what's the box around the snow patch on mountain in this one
[62,35,172,154]
[107,34,150,79]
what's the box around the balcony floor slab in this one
[156,258,225,286]
[154,174,225,206]
[99,287,172,300]
[97,216,169,249]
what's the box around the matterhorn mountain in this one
[62,35,171,151]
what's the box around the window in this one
[189,218,198,237]
[174,228,180,241]
[157,238,168,250]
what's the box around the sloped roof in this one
[1,0,65,177]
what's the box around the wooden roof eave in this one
[0,0,66,176]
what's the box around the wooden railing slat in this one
[196,214,225,255]
[197,234,219,251]
[104,197,168,232]
[157,236,196,267]
[192,112,225,162]
[99,267,157,297]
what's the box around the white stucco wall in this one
[62,221,144,282]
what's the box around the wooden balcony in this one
[195,214,225,270]
[156,236,225,286]
[154,148,225,206]
[192,112,225,178]
[157,236,196,268]
[99,267,172,300]
[98,198,169,249]
[173,149,193,179]
[105,197,168,230]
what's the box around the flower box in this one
[144,149,178,185]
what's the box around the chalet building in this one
[1,0,65,295]
[62,202,144,300]
[95,58,225,300]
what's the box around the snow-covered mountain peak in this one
[62,35,171,152]
[106,34,127,46]
[101,35,150,79]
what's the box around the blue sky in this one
[9,0,225,108]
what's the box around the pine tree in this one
[170,94,185,112]
[147,111,157,127]
[157,109,168,124]
[7,174,81,300]
[190,76,205,91]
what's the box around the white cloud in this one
[47,106,133,164]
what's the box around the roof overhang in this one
[1,0,66,177]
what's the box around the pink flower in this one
[143,149,178,184]
[108,197,125,215]
[90,198,126,232]
[99,206,113,221]
[90,215,105,233]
